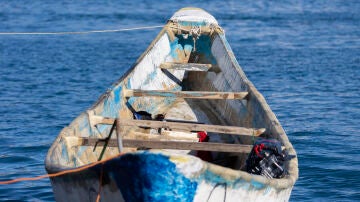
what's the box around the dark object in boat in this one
[133,111,152,129]
[133,111,152,120]
[154,114,165,121]
[246,138,295,179]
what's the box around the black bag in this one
[246,138,294,179]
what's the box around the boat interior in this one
[50,22,286,173]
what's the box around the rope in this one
[0,153,124,185]
[96,163,105,202]
[0,25,163,35]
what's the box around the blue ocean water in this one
[0,0,359,201]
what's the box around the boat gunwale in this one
[211,33,298,187]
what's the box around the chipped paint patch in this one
[235,178,251,190]
[184,44,193,53]
[170,37,183,61]
[250,179,265,189]
[60,142,69,163]
[202,170,230,185]
[113,86,122,104]
[178,21,207,27]
[106,152,197,202]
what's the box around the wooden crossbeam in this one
[160,62,217,72]
[90,116,265,137]
[89,115,115,125]
[79,138,253,153]
[119,119,265,136]
[124,89,248,100]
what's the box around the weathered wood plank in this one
[160,62,212,71]
[116,116,124,152]
[119,119,265,136]
[89,115,115,125]
[127,130,199,141]
[79,138,253,153]
[124,89,248,100]
[91,116,265,136]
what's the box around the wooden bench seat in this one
[118,119,265,136]
[123,89,248,100]
[160,62,220,72]
[78,137,253,153]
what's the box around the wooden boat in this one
[45,7,298,202]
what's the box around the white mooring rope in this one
[0,25,163,35]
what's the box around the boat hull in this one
[46,7,298,202]
[48,152,293,202]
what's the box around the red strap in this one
[198,131,209,142]
[254,143,265,158]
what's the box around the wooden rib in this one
[79,138,253,153]
[124,89,248,100]
[116,115,124,152]
[119,119,265,136]
[90,115,115,125]
[160,62,212,72]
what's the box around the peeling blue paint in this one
[148,91,177,97]
[135,99,157,114]
[178,21,207,27]
[77,146,88,161]
[202,170,229,185]
[198,169,269,192]
[104,152,197,202]
[170,34,217,65]
[142,69,158,86]
[127,97,135,106]
[61,142,69,163]
[162,97,176,107]
[264,186,272,195]
[102,91,121,118]
[78,117,89,133]
[175,34,217,65]
[170,37,183,61]
[95,124,108,134]
[113,86,122,104]
[126,78,131,90]
[250,179,265,189]
[102,97,110,116]
[184,44,193,53]
[234,179,250,190]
